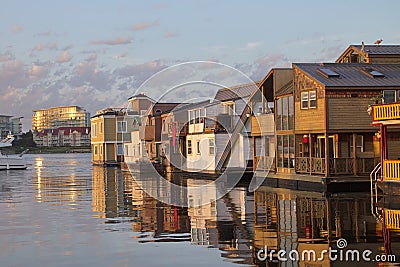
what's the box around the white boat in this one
[0,134,28,170]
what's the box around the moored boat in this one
[0,134,28,170]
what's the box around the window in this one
[301,92,309,109]
[222,102,235,115]
[301,91,317,109]
[197,141,200,154]
[117,121,127,132]
[209,139,215,155]
[350,135,364,153]
[100,145,103,156]
[383,90,400,104]
[124,145,128,156]
[117,144,124,155]
[99,122,103,133]
[309,91,317,108]
[92,123,97,137]
[94,145,98,155]
[187,140,192,154]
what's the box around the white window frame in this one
[117,144,124,155]
[301,92,309,109]
[309,90,317,108]
[196,141,200,154]
[187,139,192,154]
[209,138,215,155]
[117,121,127,133]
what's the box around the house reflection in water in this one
[91,168,399,265]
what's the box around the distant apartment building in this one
[32,106,90,132]
[0,115,23,139]
[33,127,91,147]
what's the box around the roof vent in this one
[317,68,340,78]
[361,68,385,78]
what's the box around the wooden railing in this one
[296,157,379,175]
[385,209,400,229]
[254,156,275,171]
[383,160,400,181]
[296,157,325,175]
[372,102,400,121]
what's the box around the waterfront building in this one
[251,68,291,177]
[0,115,23,139]
[336,44,400,64]
[33,126,90,147]
[90,108,130,165]
[159,100,210,172]
[185,83,259,172]
[32,105,90,132]
[251,63,400,190]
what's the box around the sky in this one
[1,0,400,131]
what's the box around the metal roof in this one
[214,82,260,101]
[293,63,400,88]
[352,45,400,55]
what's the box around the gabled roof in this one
[336,44,400,63]
[293,63,400,88]
[128,93,156,102]
[214,81,260,101]
[168,100,211,113]
[350,45,400,55]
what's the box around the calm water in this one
[0,154,399,267]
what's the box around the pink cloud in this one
[56,51,72,63]
[91,37,132,45]
[10,24,22,33]
[131,20,158,31]
[164,31,178,39]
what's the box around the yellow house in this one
[91,108,127,165]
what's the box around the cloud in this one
[91,37,132,45]
[32,42,58,52]
[131,20,158,31]
[235,54,291,80]
[56,51,72,63]
[246,41,262,49]
[118,52,128,58]
[86,53,97,62]
[0,52,15,62]
[10,24,22,33]
[34,31,53,37]
[164,31,178,39]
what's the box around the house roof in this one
[168,100,211,113]
[293,63,400,88]
[214,81,260,101]
[128,93,156,102]
[351,45,400,55]
[37,127,91,137]
[336,44,400,63]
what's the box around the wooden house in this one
[336,44,400,64]
[292,63,400,179]
[251,68,292,177]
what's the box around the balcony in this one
[383,160,400,181]
[296,157,379,176]
[385,209,400,230]
[371,102,400,123]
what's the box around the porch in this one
[296,157,379,176]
